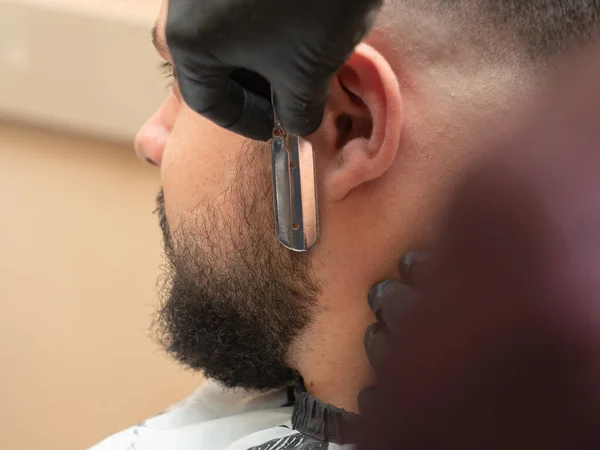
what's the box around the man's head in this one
[136,0,599,391]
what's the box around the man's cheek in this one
[160,118,245,227]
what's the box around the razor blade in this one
[271,97,319,252]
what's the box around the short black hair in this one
[385,0,600,62]
[482,0,600,58]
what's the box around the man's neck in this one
[291,288,376,413]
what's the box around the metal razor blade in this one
[270,94,319,252]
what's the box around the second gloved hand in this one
[166,0,383,141]
[359,251,429,411]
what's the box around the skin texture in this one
[137,0,544,412]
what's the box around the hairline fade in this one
[379,0,600,65]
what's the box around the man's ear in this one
[310,43,402,202]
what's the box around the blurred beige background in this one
[0,1,201,449]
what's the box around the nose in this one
[135,121,169,167]
[135,95,179,167]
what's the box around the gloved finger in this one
[399,250,433,287]
[177,66,274,141]
[368,280,417,333]
[364,322,391,369]
[273,81,329,137]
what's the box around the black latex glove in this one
[166,0,383,141]
[359,251,430,411]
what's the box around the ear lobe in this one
[313,43,402,202]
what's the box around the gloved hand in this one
[166,0,383,141]
[357,53,600,448]
[359,251,429,412]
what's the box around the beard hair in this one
[152,141,320,390]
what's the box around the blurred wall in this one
[0,0,167,141]
[0,1,201,449]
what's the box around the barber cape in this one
[90,379,357,450]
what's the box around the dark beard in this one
[152,142,320,390]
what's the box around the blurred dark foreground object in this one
[359,51,600,448]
